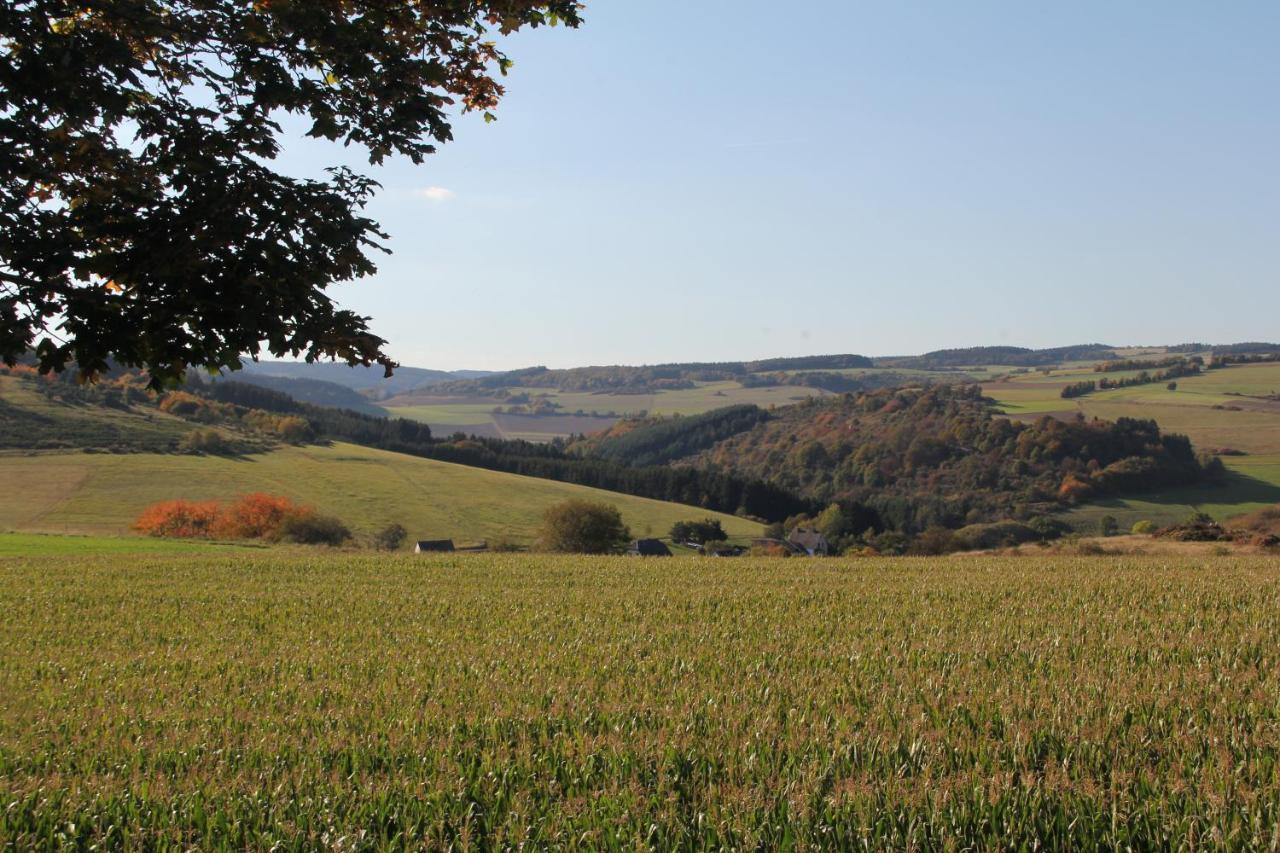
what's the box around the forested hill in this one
[209,373,388,418]
[878,344,1117,369]
[571,405,769,467]
[609,384,1219,533]
[423,355,875,395]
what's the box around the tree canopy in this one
[538,499,630,555]
[0,1,581,386]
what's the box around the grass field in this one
[2,553,1279,847]
[0,532,259,557]
[0,444,761,545]
[983,363,1280,529]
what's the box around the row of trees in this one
[1059,362,1202,398]
[1208,352,1280,368]
[1094,356,1202,373]
[740,371,885,393]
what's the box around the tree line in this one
[1059,362,1203,398]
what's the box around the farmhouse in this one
[626,538,672,557]
[787,528,830,556]
[414,539,455,553]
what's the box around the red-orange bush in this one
[132,500,222,538]
[133,493,317,540]
[211,493,310,540]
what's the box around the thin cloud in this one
[414,186,456,202]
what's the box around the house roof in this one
[414,539,455,552]
[787,528,829,552]
[627,538,672,556]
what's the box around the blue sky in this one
[285,2,1279,371]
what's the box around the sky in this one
[281,1,1280,371]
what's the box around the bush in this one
[1226,504,1280,536]
[868,531,910,555]
[132,499,222,538]
[372,523,408,551]
[280,513,351,546]
[213,493,305,540]
[1027,517,1072,541]
[669,518,727,544]
[951,521,1040,552]
[178,428,232,455]
[908,526,956,556]
[132,493,347,544]
[1132,520,1157,535]
[538,500,630,554]
[749,542,792,557]
[1098,515,1119,537]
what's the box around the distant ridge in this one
[209,373,389,418]
[878,344,1117,370]
[236,360,493,396]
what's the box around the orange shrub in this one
[132,500,222,538]
[211,493,310,540]
[1058,475,1094,503]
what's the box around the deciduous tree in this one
[1,1,581,386]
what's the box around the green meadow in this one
[2,553,1279,847]
[0,443,761,545]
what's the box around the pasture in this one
[0,443,761,545]
[2,553,1279,847]
[985,363,1280,528]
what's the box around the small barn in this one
[626,538,672,557]
[414,539,455,553]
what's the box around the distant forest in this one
[422,354,875,395]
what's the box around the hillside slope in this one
[0,443,761,544]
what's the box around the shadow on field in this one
[1093,469,1280,515]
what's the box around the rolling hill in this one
[0,372,761,545]
[236,360,492,396]
[0,442,761,545]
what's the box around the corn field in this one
[2,553,1279,849]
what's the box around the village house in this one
[786,528,830,556]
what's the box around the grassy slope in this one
[0,443,761,544]
[985,362,1280,528]
[3,553,1279,847]
[0,375,199,451]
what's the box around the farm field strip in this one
[2,554,1279,847]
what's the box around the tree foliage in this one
[687,384,1213,534]
[538,499,630,554]
[0,1,580,386]
[580,405,769,467]
[669,518,727,545]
